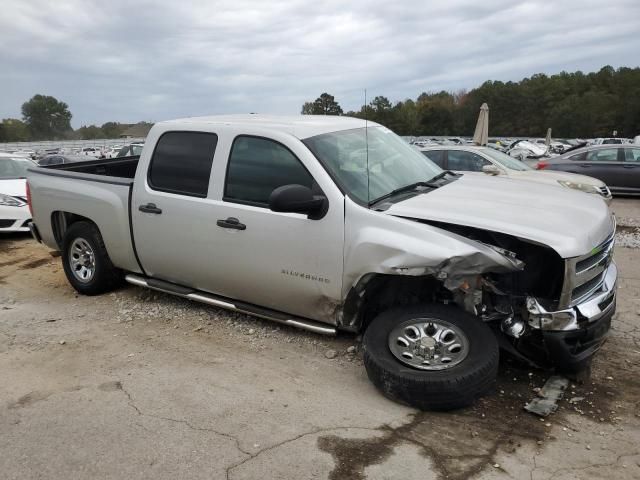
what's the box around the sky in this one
[1,0,639,128]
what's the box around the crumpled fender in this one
[343,198,524,299]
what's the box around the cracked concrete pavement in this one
[1,198,639,479]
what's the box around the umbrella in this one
[545,128,552,146]
[473,103,489,146]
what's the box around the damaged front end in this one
[343,208,616,373]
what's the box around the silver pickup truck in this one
[27,115,617,410]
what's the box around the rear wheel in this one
[61,221,122,295]
[363,304,499,410]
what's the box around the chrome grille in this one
[559,226,615,308]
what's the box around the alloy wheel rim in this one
[388,317,469,370]
[69,238,96,283]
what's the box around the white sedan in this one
[419,145,612,204]
[0,153,34,232]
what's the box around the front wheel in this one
[363,304,499,410]
[61,221,122,295]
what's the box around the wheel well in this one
[51,211,96,249]
[342,274,445,332]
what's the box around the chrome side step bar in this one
[124,274,336,336]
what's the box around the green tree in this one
[302,93,343,115]
[301,102,315,114]
[77,125,104,139]
[21,94,72,140]
[0,118,31,142]
[101,122,124,138]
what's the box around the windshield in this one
[304,127,442,204]
[0,157,33,179]
[481,148,532,171]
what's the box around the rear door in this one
[581,147,625,189]
[622,147,640,192]
[132,130,221,288]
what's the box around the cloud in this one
[0,0,638,127]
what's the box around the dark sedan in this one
[536,145,640,195]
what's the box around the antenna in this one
[364,88,370,205]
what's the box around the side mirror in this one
[482,164,502,176]
[269,184,328,220]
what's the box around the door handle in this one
[216,217,246,230]
[139,203,162,214]
[623,164,637,168]
[579,164,591,168]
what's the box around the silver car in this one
[419,145,612,203]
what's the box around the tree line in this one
[0,94,148,143]
[302,66,640,138]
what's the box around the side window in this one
[568,152,586,161]
[447,150,489,172]
[421,150,445,168]
[224,136,313,206]
[624,148,640,163]
[148,131,217,197]
[586,148,618,162]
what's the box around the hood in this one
[509,170,606,187]
[0,178,26,197]
[384,174,613,258]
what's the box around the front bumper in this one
[0,205,31,232]
[525,262,617,371]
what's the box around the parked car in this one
[419,146,612,203]
[104,146,123,158]
[116,143,144,157]
[506,140,549,162]
[592,138,624,145]
[27,115,617,411]
[38,155,92,166]
[537,145,640,195]
[0,153,35,232]
[79,147,104,158]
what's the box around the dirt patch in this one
[21,258,51,269]
[8,390,54,409]
[98,381,123,392]
[0,257,30,268]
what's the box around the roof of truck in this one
[158,114,376,139]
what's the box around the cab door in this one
[132,128,345,323]
[202,133,345,322]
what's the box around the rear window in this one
[586,148,618,162]
[148,131,218,197]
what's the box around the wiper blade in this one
[368,181,434,207]
[425,170,456,184]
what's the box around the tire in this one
[363,304,499,410]
[61,221,122,295]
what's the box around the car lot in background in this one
[537,144,640,195]
[419,145,612,202]
[0,153,34,232]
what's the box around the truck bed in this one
[27,155,142,274]
[45,155,140,179]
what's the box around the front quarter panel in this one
[342,197,524,300]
